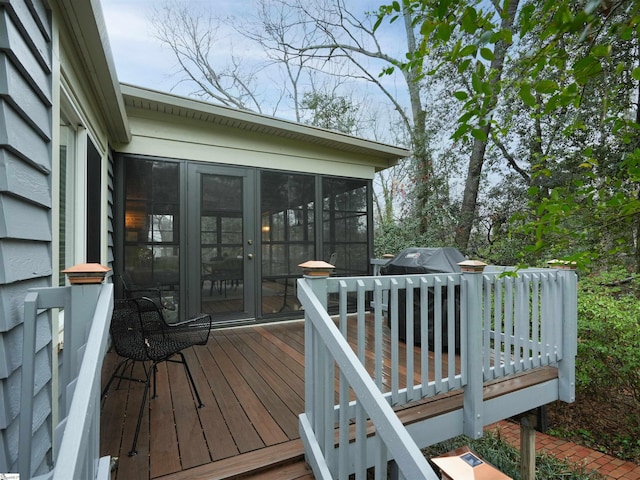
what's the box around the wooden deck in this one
[100,317,558,479]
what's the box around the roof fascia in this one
[55,0,131,143]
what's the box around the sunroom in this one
[113,85,410,326]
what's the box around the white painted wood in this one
[300,265,576,479]
[299,278,440,480]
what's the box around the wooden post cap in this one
[298,260,335,277]
[458,260,487,273]
[62,263,111,284]
[547,259,578,270]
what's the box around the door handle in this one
[247,254,254,260]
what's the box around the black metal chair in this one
[102,297,212,456]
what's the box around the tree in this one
[375,0,520,252]
[377,0,640,269]
[151,2,268,112]
[300,91,357,132]
[264,0,451,233]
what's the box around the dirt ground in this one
[546,390,640,464]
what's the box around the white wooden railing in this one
[298,264,577,480]
[21,283,114,480]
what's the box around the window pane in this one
[123,159,181,312]
[261,171,315,315]
[323,178,369,276]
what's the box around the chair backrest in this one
[132,297,178,361]
[111,296,211,363]
[110,299,148,362]
[133,297,168,333]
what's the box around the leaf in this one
[519,84,536,107]
[591,45,610,57]
[480,47,494,61]
[453,91,469,101]
[633,67,640,81]
[471,127,488,141]
[437,22,452,42]
[534,79,559,94]
[471,72,483,93]
[452,123,471,139]
[458,58,472,73]
[461,6,478,34]
[573,56,603,84]
[460,44,478,57]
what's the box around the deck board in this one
[149,363,182,478]
[101,317,556,479]
[183,348,239,462]
[197,338,265,454]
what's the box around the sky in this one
[100,0,192,95]
[99,0,406,128]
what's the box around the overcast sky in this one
[100,0,191,95]
[101,1,401,107]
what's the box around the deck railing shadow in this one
[298,264,577,480]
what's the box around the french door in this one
[187,164,256,324]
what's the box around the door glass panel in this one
[261,171,314,316]
[200,174,244,315]
[123,160,180,323]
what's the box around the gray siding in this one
[0,0,53,474]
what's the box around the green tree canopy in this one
[377,0,640,269]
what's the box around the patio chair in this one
[102,297,212,456]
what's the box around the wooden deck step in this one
[155,439,307,480]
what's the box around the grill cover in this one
[380,247,466,275]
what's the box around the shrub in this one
[576,268,640,404]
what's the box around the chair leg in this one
[152,364,159,399]
[101,358,128,399]
[102,358,146,399]
[177,351,204,408]
[128,361,156,457]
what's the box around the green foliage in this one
[376,0,640,270]
[373,217,452,257]
[576,268,640,403]
[300,91,357,134]
[422,431,605,479]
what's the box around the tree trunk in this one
[399,3,432,234]
[454,0,520,251]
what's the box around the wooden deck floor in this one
[99,317,555,479]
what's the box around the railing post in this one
[459,260,486,439]
[549,261,577,403]
[64,285,102,415]
[298,261,334,473]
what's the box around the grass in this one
[422,430,606,480]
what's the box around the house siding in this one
[122,110,383,180]
[0,0,53,475]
